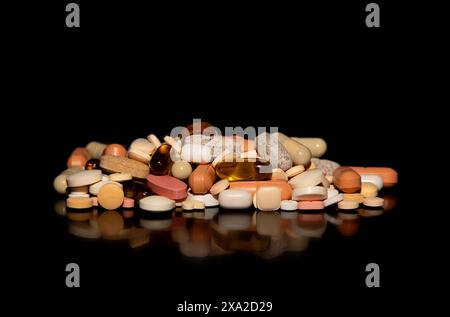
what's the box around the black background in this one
[7,0,439,314]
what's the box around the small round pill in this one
[363,197,384,208]
[97,183,124,210]
[360,182,378,198]
[338,200,359,210]
[280,200,298,211]
[104,144,128,157]
[171,160,192,180]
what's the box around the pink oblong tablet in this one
[147,174,187,201]
[298,201,325,210]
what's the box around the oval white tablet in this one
[338,200,359,210]
[66,170,102,187]
[292,186,327,201]
[288,168,324,189]
[361,174,384,190]
[139,195,175,212]
[280,200,298,211]
[324,193,344,207]
[218,189,253,209]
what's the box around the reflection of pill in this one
[218,189,253,209]
[363,197,384,208]
[338,200,359,210]
[255,186,281,211]
[360,182,378,198]
[280,200,298,211]
[292,186,327,201]
[218,214,252,230]
[210,179,230,196]
[298,201,325,210]
[288,168,323,189]
[97,183,124,210]
[342,193,364,203]
[333,167,361,193]
[256,212,282,236]
[66,196,93,209]
[139,195,175,212]
[98,210,124,237]
[67,170,102,188]
[67,211,92,222]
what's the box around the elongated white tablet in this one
[66,170,102,187]
[292,186,327,201]
[89,180,122,195]
[288,168,324,189]
[324,193,344,207]
[139,195,175,212]
[360,174,383,190]
[280,200,298,211]
[218,189,253,209]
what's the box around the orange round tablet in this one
[97,183,124,210]
[104,144,128,157]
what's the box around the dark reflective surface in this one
[53,193,397,259]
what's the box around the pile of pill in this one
[54,121,398,216]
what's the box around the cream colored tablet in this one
[286,165,305,178]
[210,179,230,196]
[360,174,383,190]
[171,160,192,180]
[292,138,327,158]
[97,183,124,210]
[139,195,175,212]
[288,168,324,189]
[271,168,288,181]
[164,136,181,153]
[360,182,378,198]
[291,186,327,201]
[343,193,365,203]
[89,180,122,196]
[218,189,253,209]
[255,186,281,211]
[338,200,359,210]
[147,134,162,148]
[193,200,205,210]
[68,193,90,198]
[109,173,132,182]
[66,196,93,209]
[280,200,298,211]
[182,200,195,211]
[327,188,339,199]
[363,197,384,208]
[66,170,102,188]
[187,192,219,207]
